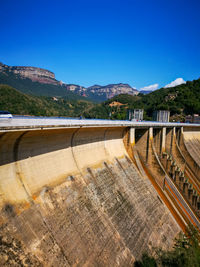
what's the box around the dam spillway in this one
[0,118,200,266]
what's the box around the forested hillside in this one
[0,84,93,117]
[0,70,86,100]
[0,64,138,102]
[1,76,200,121]
[83,78,200,121]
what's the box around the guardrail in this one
[0,116,200,131]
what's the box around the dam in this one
[0,118,200,266]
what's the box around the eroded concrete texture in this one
[0,127,180,266]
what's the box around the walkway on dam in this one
[0,116,199,131]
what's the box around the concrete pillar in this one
[194,196,198,208]
[174,167,180,183]
[181,127,184,134]
[154,129,161,154]
[130,127,135,146]
[194,192,198,208]
[161,127,166,153]
[178,127,184,145]
[166,154,170,172]
[169,128,174,154]
[166,155,173,172]
[172,127,176,152]
[183,179,188,194]
[169,165,173,178]
[162,152,167,168]
[197,197,200,210]
[179,172,184,190]
[187,184,193,200]
[146,127,153,163]
[171,161,176,174]
[149,127,153,141]
[192,192,197,207]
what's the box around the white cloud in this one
[164,78,186,88]
[140,83,159,91]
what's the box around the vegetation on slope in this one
[0,70,86,100]
[1,70,200,121]
[138,78,200,117]
[83,78,200,121]
[135,224,200,267]
[0,84,93,117]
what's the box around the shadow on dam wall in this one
[0,126,192,265]
[0,127,124,166]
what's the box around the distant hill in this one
[83,78,200,121]
[0,62,56,84]
[0,63,86,101]
[63,83,138,102]
[0,84,93,117]
[138,78,200,117]
[139,90,154,95]
[0,63,138,102]
[1,62,199,120]
[86,83,138,102]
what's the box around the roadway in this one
[0,116,200,132]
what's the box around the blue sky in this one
[0,0,200,90]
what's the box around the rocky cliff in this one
[0,63,138,101]
[0,62,58,85]
[87,83,138,100]
[64,84,87,97]
[64,83,138,102]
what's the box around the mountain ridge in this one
[0,62,57,85]
[0,62,138,101]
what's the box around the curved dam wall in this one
[183,130,200,167]
[0,127,180,266]
[179,128,200,180]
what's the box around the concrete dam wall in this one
[183,130,200,167]
[0,125,182,266]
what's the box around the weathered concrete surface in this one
[179,129,200,180]
[134,127,200,231]
[183,131,200,167]
[0,126,180,266]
